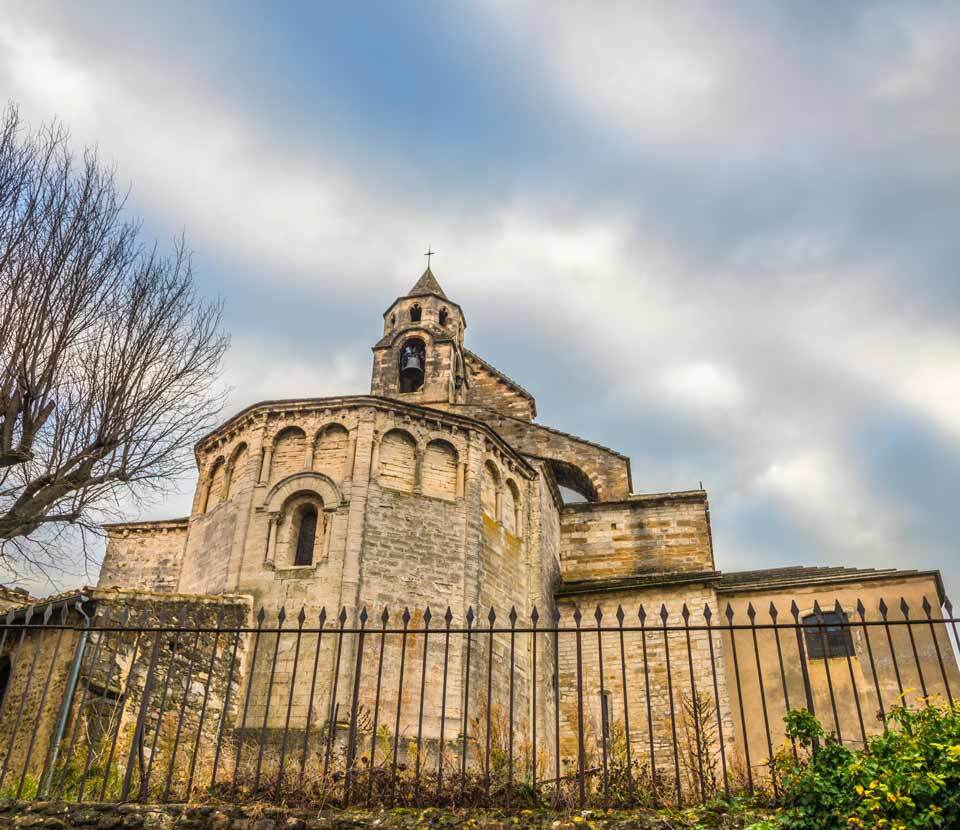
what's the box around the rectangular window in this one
[803,611,854,659]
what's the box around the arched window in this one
[294,504,318,566]
[410,304,422,322]
[390,314,396,326]
[803,611,854,658]
[399,338,426,393]
[439,308,449,327]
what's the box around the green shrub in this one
[770,700,960,830]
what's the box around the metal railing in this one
[0,593,956,808]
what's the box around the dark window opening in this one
[410,304,422,322]
[803,611,854,659]
[439,308,449,326]
[294,505,318,566]
[399,338,426,393]
[0,656,10,708]
[390,314,396,326]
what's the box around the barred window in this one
[803,611,854,659]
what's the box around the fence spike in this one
[834,599,845,616]
[638,604,647,624]
[878,598,889,619]
[257,606,266,624]
[725,603,735,622]
[594,605,603,623]
[659,603,669,624]
[531,605,540,624]
[813,599,823,619]
[379,606,388,624]
[423,606,432,624]
[746,602,756,622]
[945,596,954,615]
[41,604,53,624]
[769,601,778,621]
[339,607,348,624]
[402,607,412,625]
[278,606,287,624]
[573,605,582,624]
[487,607,496,625]
[297,607,307,626]
[681,603,690,623]
[900,597,910,617]
[509,606,518,625]
[703,603,712,622]
[359,606,368,623]
[466,606,475,625]
[445,606,454,624]
[790,599,801,621]
[615,604,625,624]
[856,598,867,618]
[922,596,932,617]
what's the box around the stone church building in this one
[0,268,954,796]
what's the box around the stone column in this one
[259,445,274,483]
[456,461,466,499]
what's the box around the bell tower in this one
[370,266,467,405]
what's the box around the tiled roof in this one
[716,565,931,593]
[407,267,447,299]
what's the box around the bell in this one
[400,352,422,373]
[399,351,424,390]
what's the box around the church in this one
[0,267,953,800]
[97,268,954,777]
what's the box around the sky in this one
[1,1,958,597]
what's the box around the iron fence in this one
[0,593,956,808]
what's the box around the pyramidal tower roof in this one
[407,266,447,299]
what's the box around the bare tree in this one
[0,104,228,582]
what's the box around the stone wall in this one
[462,352,535,421]
[0,590,251,801]
[554,581,736,797]
[451,409,631,502]
[718,572,960,774]
[100,522,190,593]
[559,493,714,585]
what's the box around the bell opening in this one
[399,338,426,393]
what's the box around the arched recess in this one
[204,457,226,512]
[503,478,522,536]
[378,429,416,492]
[262,472,342,568]
[223,442,249,501]
[422,439,458,501]
[271,426,306,481]
[546,459,599,504]
[263,471,342,512]
[481,460,500,519]
[314,424,349,480]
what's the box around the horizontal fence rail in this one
[0,594,956,808]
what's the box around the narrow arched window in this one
[410,304,422,322]
[294,505,318,566]
[439,308,449,326]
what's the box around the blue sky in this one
[2,1,959,595]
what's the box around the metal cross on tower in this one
[424,246,436,267]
